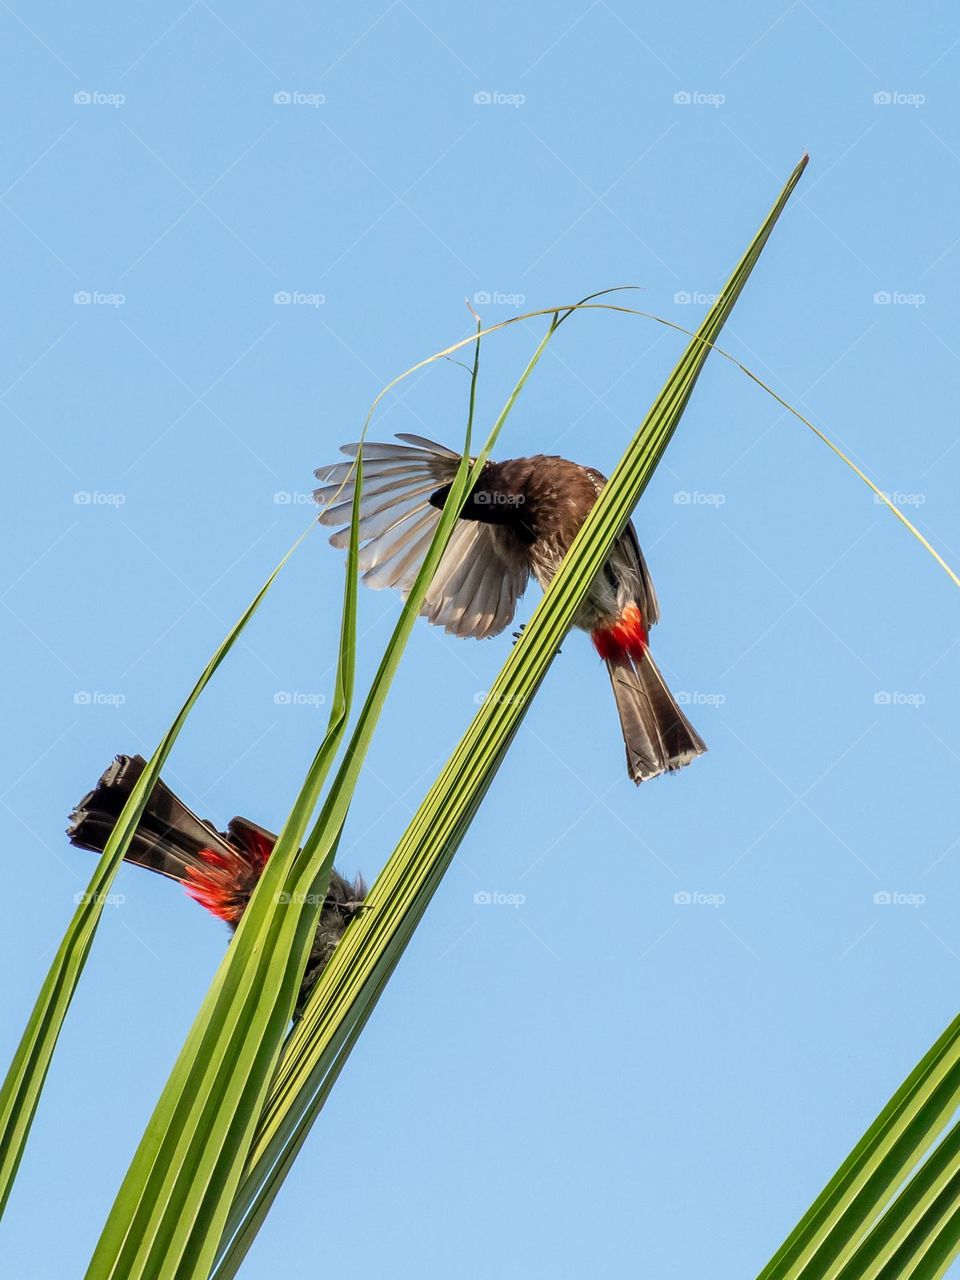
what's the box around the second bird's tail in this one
[66,753,277,922]
[66,754,365,935]
[67,753,246,885]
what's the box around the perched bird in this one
[66,754,366,1009]
[314,434,706,784]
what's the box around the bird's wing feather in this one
[315,435,528,639]
[583,466,661,627]
[622,522,661,627]
[422,521,529,639]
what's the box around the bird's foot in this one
[512,622,562,657]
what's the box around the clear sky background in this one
[2,3,960,1277]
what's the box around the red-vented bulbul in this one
[67,754,366,1009]
[314,434,706,783]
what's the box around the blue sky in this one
[3,3,960,1277]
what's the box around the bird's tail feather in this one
[66,754,239,881]
[67,755,367,1009]
[605,654,707,784]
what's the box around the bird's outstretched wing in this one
[314,434,529,639]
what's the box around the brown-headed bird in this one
[314,434,706,784]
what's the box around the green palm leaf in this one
[81,471,367,1279]
[834,1119,960,1279]
[757,1011,960,1280]
[0,529,309,1222]
[210,153,809,1277]
[83,303,573,1278]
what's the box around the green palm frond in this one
[82,303,574,1278]
[757,1010,960,1280]
[0,529,310,1220]
[210,153,810,1277]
